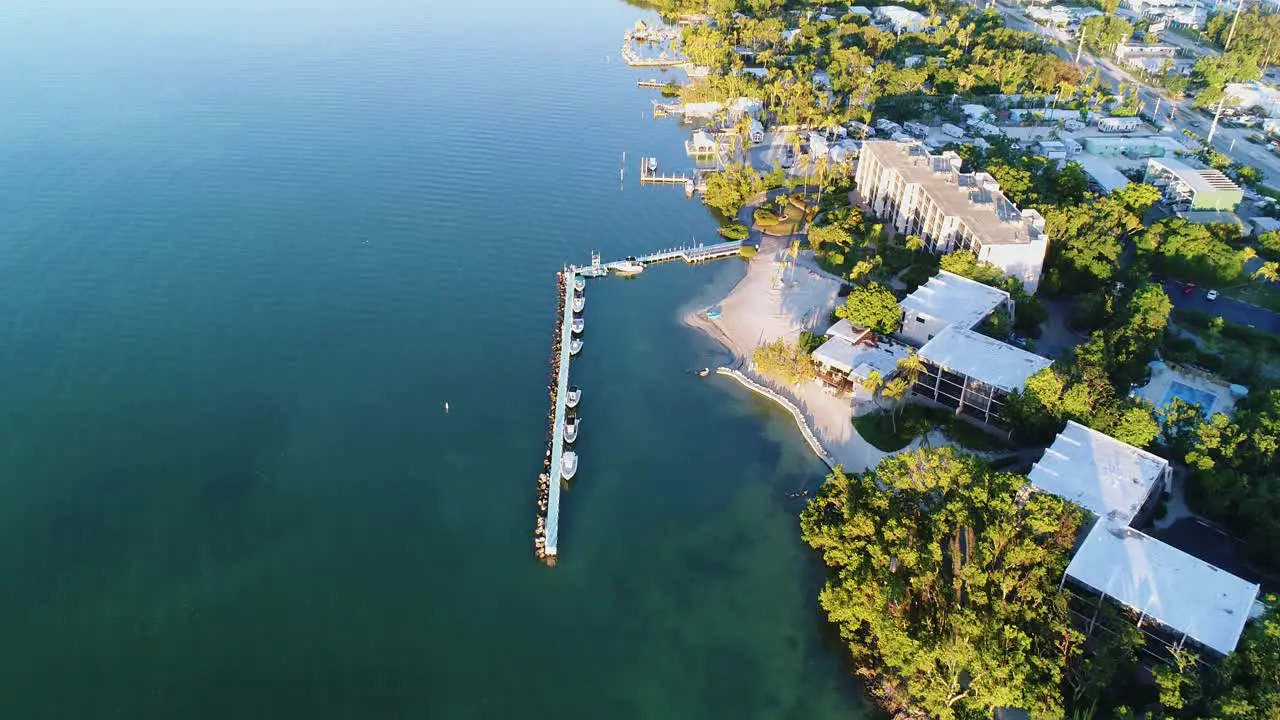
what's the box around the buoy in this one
[444,402,449,413]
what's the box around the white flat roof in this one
[1029,421,1167,525]
[1148,157,1240,196]
[1067,522,1259,655]
[813,337,861,374]
[1076,155,1132,194]
[918,325,1052,392]
[900,270,1009,330]
[825,319,870,345]
[813,336,910,378]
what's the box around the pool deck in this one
[1138,364,1238,419]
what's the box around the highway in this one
[993,0,1280,186]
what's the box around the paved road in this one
[1165,281,1280,333]
[993,1,1280,186]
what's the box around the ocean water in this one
[0,1,871,717]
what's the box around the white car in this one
[1205,289,1219,301]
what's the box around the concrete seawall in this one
[715,367,838,468]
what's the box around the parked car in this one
[1206,289,1219,301]
[1183,282,1197,296]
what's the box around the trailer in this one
[1097,116,1141,133]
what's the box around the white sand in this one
[687,235,934,472]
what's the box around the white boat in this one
[566,385,581,408]
[572,317,584,334]
[564,417,579,443]
[573,295,585,312]
[613,256,645,276]
[560,450,578,480]
[570,338,583,356]
[574,276,586,292]
[647,157,658,172]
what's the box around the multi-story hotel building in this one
[854,140,1049,292]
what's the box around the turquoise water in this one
[0,1,870,717]
[1162,381,1218,417]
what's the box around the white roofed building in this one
[854,140,1049,292]
[898,270,1012,346]
[1066,524,1260,657]
[912,325,1053,426]
[1029,421,1170,526]
[873,5,928,33]
[811,320,912,397]
[1029,420,1260,657]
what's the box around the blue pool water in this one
[1162,381,1218,416]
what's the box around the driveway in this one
[1166,281,1280,334]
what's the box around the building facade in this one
[854,140,1048,292]
[911,325,1052,426]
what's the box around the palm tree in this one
[881,378,910,432]
[905,234,925,254]
[896,349,926,384]
[861,369,884,408]
[1254,261,1280,283]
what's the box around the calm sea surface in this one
[0,1,870,717]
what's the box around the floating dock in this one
[637,79,677,90]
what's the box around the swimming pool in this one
[1161,381,1218,417]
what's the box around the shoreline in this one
[681,231,932,473]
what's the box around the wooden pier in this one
[639,157,696,188]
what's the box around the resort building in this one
[854,140,1049,292]
[1144,157,1244,211]
[811,320,911,398]
[897,269,1012,347]
[1029,421,1171,526]
[911,325,1052,426]
[1029,421,1259,658]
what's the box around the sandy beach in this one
[686,233,933,472]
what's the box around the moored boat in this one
[564,417,579,443]
[574,276,586,292]
[573,295,585,312]
[566,385,581,408]
[647,157,658,172]
[613,256,645,276]
[561,451,578,480]
[571,316,584,334]
[570,338,583,356]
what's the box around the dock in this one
[637,79,678,90]
[639,157,699,191]
[539,270,575,563]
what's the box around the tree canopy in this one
[801,449,1084,719]
[835,281,902,335]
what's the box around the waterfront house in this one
[811,320,911,398]
[911,325,1052,426]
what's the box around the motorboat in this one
[613,256,645,276]
[647,157,658,173]
[570,338,583,356]
[571,316,584,334]
[560,451,579,480]
[566,385,581,408]
[574,276,586,292]
[564,416,579,443]
[573,295,585,313]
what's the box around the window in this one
[916,317,926,323]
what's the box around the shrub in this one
[719,223,749,241]
[754,207,781,226]
[739,245,758,258]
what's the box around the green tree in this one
[751,337,817,384]
[800,450,1084,720]
[702,163,764,217]
[834,281,903,334]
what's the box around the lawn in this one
[1223,281,1280,313]
[853,405,950,452]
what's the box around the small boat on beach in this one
[706,306,721,319]
[613,256,645,276]
[571,317,585,334]
[570,338,583,356]
[564,417,579,443]
[566,385,581,408]
[574,276,586,292]
[561,451,579,480]
[573,295,585,313]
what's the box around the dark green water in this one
[0,1,871,717]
